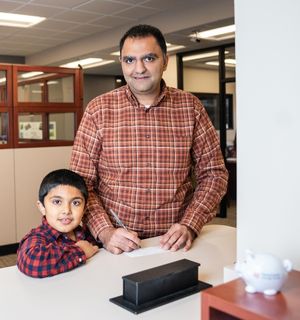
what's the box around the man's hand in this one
[75,240,99,259]
[98,227,141,255]
[160,224,196,252]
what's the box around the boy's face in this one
[37,184,85,235]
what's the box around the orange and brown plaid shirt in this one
[70,81,228,239]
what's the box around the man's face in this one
[37,185,85,236]
[120,35,168,103]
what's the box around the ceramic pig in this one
[235,250,292,295]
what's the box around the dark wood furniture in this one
[201,270,300,320]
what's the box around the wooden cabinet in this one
[201,270,300,320]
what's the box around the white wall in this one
[163,55,178,88]
[235,0,300,269]
[0,146,72,244]
[0,150,16,244]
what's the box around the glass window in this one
[18,82,43,102]
[17,71,75,103]
[18,113,43,141]
[48,76,74,103]
[48,113,75,141]
[0,112,8,144]
[0,71,7,103]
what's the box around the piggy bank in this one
[235,250,292,295]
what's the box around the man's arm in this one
[70,103,140,254]
[160,98,228,251]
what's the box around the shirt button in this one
[145,134,150,139]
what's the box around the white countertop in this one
[0,224,236,320]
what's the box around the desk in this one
[202,270,300,320]
[0,225,236,320]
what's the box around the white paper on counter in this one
[124,246,166,257]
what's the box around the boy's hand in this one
[75,240,99,259]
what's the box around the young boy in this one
[17,169,99,278]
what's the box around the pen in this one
[110,209,128,230]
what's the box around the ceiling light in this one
[60,58,115,69]
[0,12,45,28]
[110,51,120,57]
[166,43,185,52]
[190,25,235,41]
[183,50,229,62]
[21,71,44,79]
[205,58,236,67]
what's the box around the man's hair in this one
[119,24,167,56]
[38,169,88,205]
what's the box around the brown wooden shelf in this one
[201,270,300,320]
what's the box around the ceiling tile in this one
[116,5,159,19]
[13,4,66,17]
[75,0,132,15]
[0,0,24,11]
[31,0,91,8]
[17,28,59,38]
[54,9,102,23]
[67,24,107,34]
[33,19,79,31]
[143,0,185,10]
[114,0,149,4]
[91,15,134,28]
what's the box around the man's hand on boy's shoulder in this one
[75,240,99,259]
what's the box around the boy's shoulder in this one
[19,219,55,245]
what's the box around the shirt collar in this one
[125,79,168,108]
[41,216,84,241]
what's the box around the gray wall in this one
[83,74,116,108]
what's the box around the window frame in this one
[11,65,83,148]
[0,64,13,148]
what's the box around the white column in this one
[235,0,300,269]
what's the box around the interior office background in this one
[0,0,299,271]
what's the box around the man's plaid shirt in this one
[70,81,228,239]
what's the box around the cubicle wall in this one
[0,146,72,245]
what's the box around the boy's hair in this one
[119,24,167,57]
[38,169,88,205]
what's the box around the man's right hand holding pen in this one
[97,209,141,255]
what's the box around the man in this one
[70,24,228,254]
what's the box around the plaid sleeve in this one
[180,98,228,234]
[17,234,86,278]
[70,102,113,240]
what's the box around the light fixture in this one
[0,12,45,28]
[60,58,115,69]
[205,58,236,67]
[110,51,120,57]
[20,71,44,79]
[166,43,185,52]
[189,24,235,41]
[183,50,229,62]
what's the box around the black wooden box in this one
[110,259,212,314]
